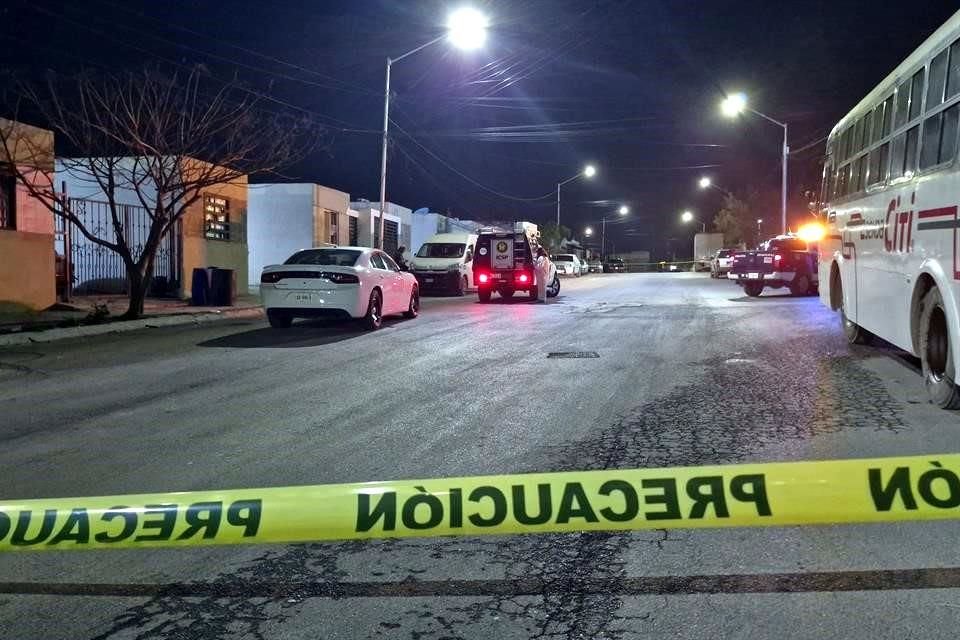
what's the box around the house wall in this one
[407,211,443,255]
[56,157,249,300]
[350,201,408,251]
[247,184,314,286]
[0,119,56,310]
[181,172,248,299]
[312,184,350,247]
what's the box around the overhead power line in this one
[92,0,378,97]
[390,118,557,202]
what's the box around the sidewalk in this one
[0,294,263,347]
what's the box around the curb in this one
[0,307,263,347]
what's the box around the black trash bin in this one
[209,268,235,306]
[191,268,211,305]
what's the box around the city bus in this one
[819,9,960,408]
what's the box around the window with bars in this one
[348,216,358,245]
[327,210,338,244]
[204,195,230,241]
[0,172,14,230]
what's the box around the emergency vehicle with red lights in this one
[819,10,960,408]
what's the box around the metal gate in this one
[55,198,181,297]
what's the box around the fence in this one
[55,198,181,297]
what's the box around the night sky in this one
[1,0,957,256]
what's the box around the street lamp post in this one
[601,205,629,258]
[756,218,763,238]
[681,210,706,233]
[721,93,789,235]
[556,164,596,226]
[377,8,488,249]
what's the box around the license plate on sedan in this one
[748,273,760,279]
[293,293,314,303]
[424,277,434,283]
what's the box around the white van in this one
[409,233,478,295]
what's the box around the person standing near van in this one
[392,246,409,271]
[535,247,551,303]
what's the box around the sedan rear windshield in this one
[554,255,575,262]
[285,249,361,266]
[416,243,466,258]
[718,250,732,257]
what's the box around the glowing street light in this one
[618,205,629,215]
[377,8,490,248]
[681,210,705,232]
[447,7,489,50]
[720,91,789,235]
[697,175,733,197]
[556,164,598,226]
[720,93,747,118]
[584,226,594,236]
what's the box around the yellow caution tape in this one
[2,453,959,551]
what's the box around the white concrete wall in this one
[247,183,315,285]
[351,201,407,250]
[408,212,443,254]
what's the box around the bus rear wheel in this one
[919,287,960,409]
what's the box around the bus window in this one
[853,118,865,152]
[909,69,925,121]
[852,156,866,192]
[880,96,894,138]
[948,40,960,99]
[868,142,890,185]
[921,113,942,169]
[895,83,911,129]
[921,104,960,169]
[862,110,874,149]
[904,125,920,174]
[891,132,907,179]
[928,49,949,109]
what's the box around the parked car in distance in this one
[603,257,626,273]
[553,254,583,277]
[260,247,420,330]
[588,259,603,273]
[711,249,734,278]
[579,257,591,275]
[409,232,477,296]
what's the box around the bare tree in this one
[0,68,316,318]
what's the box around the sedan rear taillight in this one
[326,272,359,284]
[516,272,530,283]
[478,273,490,284]
[261,272,284,284]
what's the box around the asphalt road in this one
[1,273,959,639]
